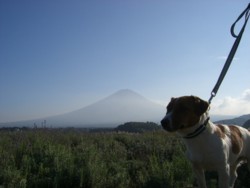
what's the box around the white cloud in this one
[242,89,250,101]
[210,89,250,116]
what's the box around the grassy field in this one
[0,128,249,188]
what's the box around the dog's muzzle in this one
[161,114,176,132]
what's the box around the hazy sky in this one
[1,0,250,122]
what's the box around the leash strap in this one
[208,3,250,104]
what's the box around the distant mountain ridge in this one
[49,89,164,127]
[214,114,250,128]
[2,89,250,128]
[0,89,165,127]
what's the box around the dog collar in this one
[183,117,210,139]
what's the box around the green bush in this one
[1,128,247,187]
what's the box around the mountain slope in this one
[214,114,250,127]
[49,89,164,127]
[243,119,250,128]
[2,90,250,128]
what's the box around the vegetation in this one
[115,122,161,133]
[243,119,250,128]
[0,127,249,188]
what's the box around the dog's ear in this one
[192,96,209,116]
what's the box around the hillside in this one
[243,119,250,128]
[3,89,250,128]
[0,89,164,128]
[214,114,250,127]
[115,122,161,133]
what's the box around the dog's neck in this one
[176,112,210,139]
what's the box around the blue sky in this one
[1,0,250,122]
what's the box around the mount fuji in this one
[1,89,165,127]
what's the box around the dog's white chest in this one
[184,129,228,170]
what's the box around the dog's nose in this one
[161,117,174,132]
[161,118,169,127]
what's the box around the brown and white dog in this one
[161,96,250,188]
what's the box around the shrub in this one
[2,128,248,187]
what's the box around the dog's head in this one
[161,96,209,132]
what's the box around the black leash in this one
[208,3,250,104]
